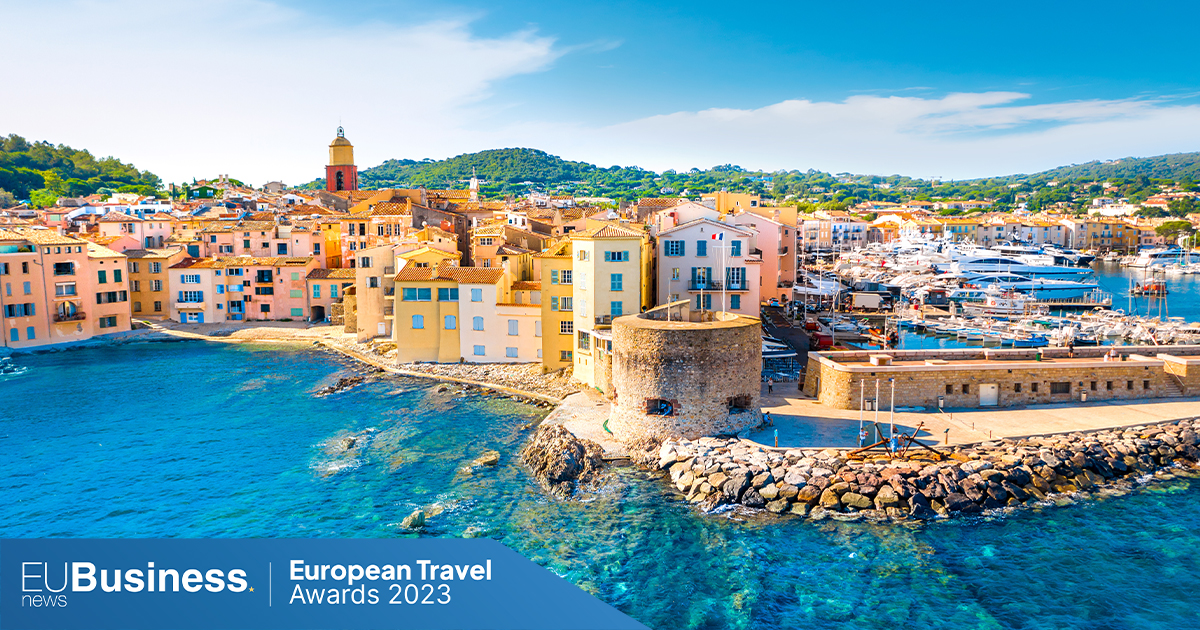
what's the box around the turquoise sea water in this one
[5,341,1200,629]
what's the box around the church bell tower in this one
[325,126,358,192]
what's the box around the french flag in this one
[710,233,724,240]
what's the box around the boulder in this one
[841,492,872,510]
[789,502,811,516]
[819,488,842,510]
[796,484,822,506]
[759,484,780,501]
[766,499,791,514]
[401,509,425,529]
[741,487,766,508]
[778,484,800,500]
[942,493,974,512]
[708,472,729,490]
[874,485,900,509]
[520,424,606,498]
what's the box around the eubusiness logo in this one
[21,561,250,608]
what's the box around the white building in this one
[656,218,761,317]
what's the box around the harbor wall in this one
[805,345,1200,410]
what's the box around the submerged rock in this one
[401,510,425,529]
[520,424,606,498]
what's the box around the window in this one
[696,240,707,257]
[945,384,953,395]
[473,345,485,356]
[256,270,273,283]
[645,398,674,416]
[1144,380,1151,390]
[23,281,30,295]
[1050,382,1070,395]
[98,270,107,284]
[611,301,623,317]
[331,285,338,298]
[1107,381,1113,391]
[577,250,589,261]
[217,285,225,295]
[560,350,573,361]
[1014,383,1021,393]
[560,297,573,311]
[665,240,684,256]
[508,319,519,336]
[473,316,484,331]
[244,239,252,249]
[437,288,459,301]
[133,302,142,312]
[368,277,380,289]
[9,329,15,342]
[732,240,742,257]
[180,290,203,303]
[610,273,623,291]
[550,270,559,285]
[412,314,425,329]
[314,243,321,254]
[560,320,573,335]
[151,280,162,292]
[254,287,274,295]
[130,262,140,274]
[26,326,35,340]
[3,303,35,317]
[578,331,590,350]
[313,285,321,299]
[1032,382,1039,393]
[1127,380,1133,390]
[560,270,573,285]
[402,288,432,301]
[730,295,741,310]
[445,315,457,330]
[962,384,969,394]
[471,288,483,302]
[260,304,271,313]
[604,251,629,262]
[695,294,711,309]
[360,257,372,268]
[479,237,494,246]
[506,347,518,358]
[1090,381,1097,391]
[290,272,300,281]
[154,301,162,312]
[55,283,76,297]
[535,320,541,337]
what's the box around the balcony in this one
[175,302,206,311]
[384,287,395,296]
[383,266,395,275]
[53,311,85,323]
[383,306,394,317]
[688,280,748,291]
[595,315,612,325]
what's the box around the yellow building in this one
[398,246,459,270]
[391,264,461,363]
[318,220,342,268]
[535,239,575,372]
[703,191,762,214]
[125,248,187,318]
[938,217,980,242]
[570,222,654,390]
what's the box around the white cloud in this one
[502,92,1200,179]
[0,0,560,185]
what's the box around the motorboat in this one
[963,273,1101,299]
[1126,246,1200,268]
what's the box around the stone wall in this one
[342,292,358,334]
[806,350,1182,410]
[608,305,762,442]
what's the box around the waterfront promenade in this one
[753,382,1200,448]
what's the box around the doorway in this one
[979,383,999,406]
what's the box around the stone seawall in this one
[651,417,1200,522]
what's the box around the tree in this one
[0,188,15,208]
[29,189,59,209]
[1156,220,1195,242]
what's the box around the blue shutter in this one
[197,291,204,301]
[551,270,559,284]
[697,240,707,256]
[178,291,183,302]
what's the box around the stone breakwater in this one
[651,417,1200,522]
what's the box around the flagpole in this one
[721,235,727,313]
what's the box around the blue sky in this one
[4,0,1200,184]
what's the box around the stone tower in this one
[325,126,358,193]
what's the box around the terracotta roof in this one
[200,220,277,233]
[392,262,504,285]
[0,228,86,245]
[352,200,411,218]
[124,248,184,259]
[535,239,572,258]
[636,197,686,208]
[98,210,142,223]
[399,246,458,260]
[86,243,125,258]
[307,268,357,280]
[575,222,646,239]
[511,281,541,291]
[494,243,532,255]
[79,234,130,246]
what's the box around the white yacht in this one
[939,256,1095,279]
[964,273,1101,299]
[1126,246,1200,268]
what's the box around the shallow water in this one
[4,342,1200,629]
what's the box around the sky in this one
[4,0,1200,186]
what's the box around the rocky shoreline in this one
[647,417,1200,523]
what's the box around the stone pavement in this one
[753,380,1200,449]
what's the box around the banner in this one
[1,539,647,630]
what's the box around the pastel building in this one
[169,256,318,324]
[656,218,760,318]
[306,268,356,323]
[535,239,575,372]
[126,248,187,319]
[1,229,132,350]
[98,211,172,249]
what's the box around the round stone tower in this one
[608,303,762,443]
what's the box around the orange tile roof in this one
[575,222,646,239]
[511,281,541,291]
[124,248,184,259]
[98,210,142,222]
[307,268,357,280]
[1,228,86,245]
[392,262,504,285]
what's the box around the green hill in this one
[0,134,162,208]
[1003,152,1200,183]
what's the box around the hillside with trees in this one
[300,147,1200,211]
[0,134,162,208]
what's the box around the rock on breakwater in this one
[521,424,606,498]
[653,417,1200,522]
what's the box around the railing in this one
[688,281,746,291]
[53,311,85,323]
[383,306,394,316]
[595,315,612,325]
[384,287,395,296]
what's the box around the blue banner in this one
[0,539,647,630]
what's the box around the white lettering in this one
[72,563,96,592]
